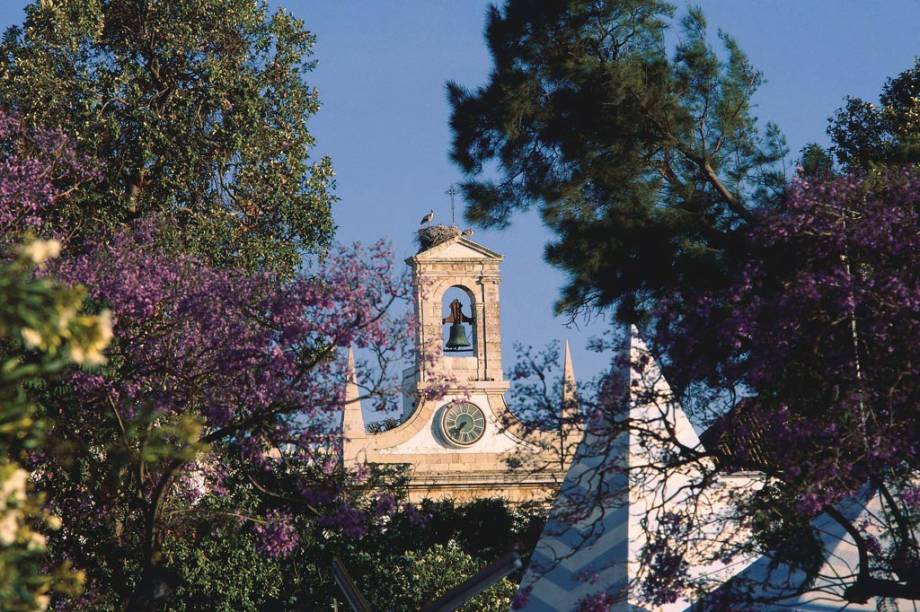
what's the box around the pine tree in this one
[449,0,786,319]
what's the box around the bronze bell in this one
[445,322,472,351]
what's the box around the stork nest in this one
[417,224,461,251]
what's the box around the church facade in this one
[342,230,577,503]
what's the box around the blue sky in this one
[1,1,918,389]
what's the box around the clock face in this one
[440,402,486,446]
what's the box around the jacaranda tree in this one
[37,224,413,608]
[0,112,95,244]
[647,169,920,604]
[507,173,920,607]
[0,102,418,608]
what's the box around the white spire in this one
[341,347,366,467]
[561,339,578,408]
[516,326,724,610]
[558,339,580,465]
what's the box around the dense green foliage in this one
[828,58,920,172]
[161,493,541,610]
[303,496,541,610]
[365,540,518,612]
[449,0,786,320]
[161,490,285,612]
[796,143,835,180]
[0,0,335,273]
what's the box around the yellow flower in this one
[21,327,43,349]
[2,468,29,502]
[27,531,47,550]
[0,467,26,545]
[57,305,77,335]
[96,309,113,346]
[0,513,18,545]
[35,594,50,611]
[70,309,113,365]
[18,239,61,265]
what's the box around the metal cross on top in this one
[445,184,459,225]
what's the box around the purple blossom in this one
[0,110,96,235]
[901,486,920,509]
[576,591,616,612]
[405,504,431,527]
[511,585,532,609]
[50,220,412,460]
[645,168,920,603]
[27,215,415,581]
[372,494,396,516]
[254,511,298,559]
[317,504,368,538]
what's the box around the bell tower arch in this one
[410,238,504,386]
[440,285,476,355]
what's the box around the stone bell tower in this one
[342,227,577,503]
[403,229,506,416]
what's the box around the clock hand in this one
[448,420,469,439]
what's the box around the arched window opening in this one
[441,286,475,354]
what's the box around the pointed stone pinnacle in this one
[561,339,577,408]
[342,346,366,467]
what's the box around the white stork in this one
[419,209,434,226]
